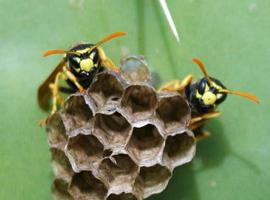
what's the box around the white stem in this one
[159,0,181,43]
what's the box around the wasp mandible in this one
[38,32,125,114]
[159,58,260,139]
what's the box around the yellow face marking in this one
[217,94,222,99]
[76,48,90,54]
[74,68,80,73]
[205,84,210,92]
[202,91,217,105]
[90,52,95,60]
[210,81,224,100]
[80,59,93,72]
[211,81,223,90]
[196,90,202,98]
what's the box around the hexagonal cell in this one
[99,154,139,189]
[88,72,124,108]
[51,148,73,180]
[120,54,151,83]
[94,112,131,147]
[46,113,67,149]
[68,171,107,200]
[52,178,73,200]
[66,134,104,171]
[156,95,190,134]
[126,124,164,165]
[121,85,157,120]
[107,192,138,200]
[62,95,93,133]
[163,131,196,168]
[134,164,171,198]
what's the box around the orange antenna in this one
[192,58,212,84]
[43,49,80,57]
[219,89,260,104]
[88,32,126,53]
[43,32,125,57]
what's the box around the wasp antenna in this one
[96,32,126,46]
[43,49,68,57]
[192,58,212,84]
[219,89,260,104]
[43,49,81,57]
[88,32,126,52]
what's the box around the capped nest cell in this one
[45,62,196,200]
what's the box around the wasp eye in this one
[198,78,207,94]
[67,55,81,70]
[73,57,81,63]
[73,57,82,66]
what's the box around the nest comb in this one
[46,56,196,200]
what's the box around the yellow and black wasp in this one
[159,58,260,139]
[38,32,125,116]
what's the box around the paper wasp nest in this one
[46,56,196,200]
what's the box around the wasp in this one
[159,58,259,139]
[38,32,125,115]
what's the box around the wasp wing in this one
[38,59,66,111]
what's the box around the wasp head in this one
[43,32,126,75]
[66,44,100,76]
[191,77,227,112]
[187,58,259,114]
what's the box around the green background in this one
[0,0,269,199]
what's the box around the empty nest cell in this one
[94,112,131,147]
[88,73,124,107]
[134,164,171,198]
[46,113,67,149]
[126,124,164,165]
[121,85,157,119]
[157,95,190,134]
[163,132,195,168]
[69,171,107,200]
[66,134,104,171]
[52,178,73,200]
[99,154,138,187]
[62,95,93,132]
[107,192,138,200]
[51,148,73,180]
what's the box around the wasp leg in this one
[158,80,182,92]
[49,72,66,114]
[57,94,64,107]
[39,72,65,127]
[189,120,207,131]
[189,111,221,141]
[195,130,211,141]
[190,122,211,141]
[190,111,221,125]
[63,65,84,92]
[159,74,194,92]
[189,111,221,130]
[98,47,121,73]
[179,74,194,91]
